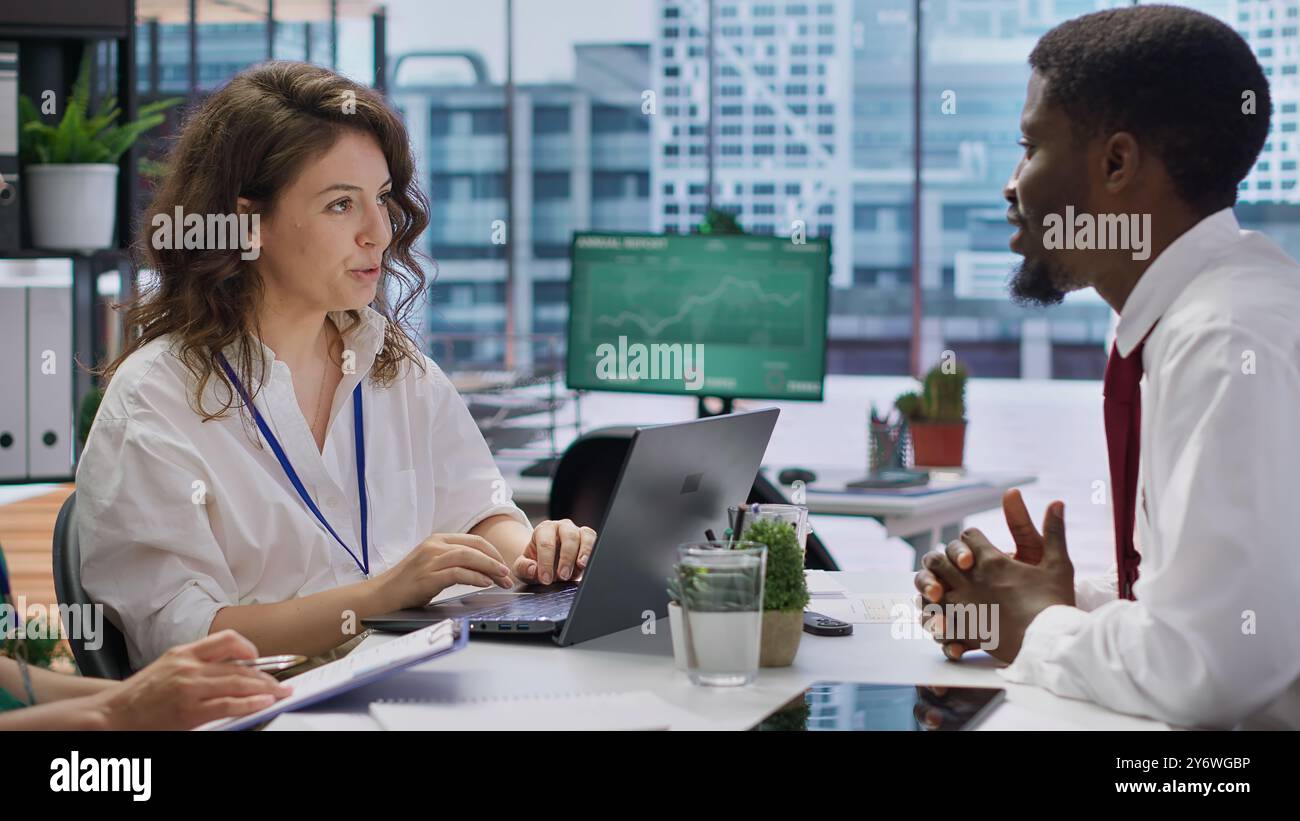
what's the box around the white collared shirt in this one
[999,208,1300,729]
[76,307,531,669]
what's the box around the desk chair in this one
[548,426,839,570]
[51,492,133,680]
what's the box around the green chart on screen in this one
[567,232,829,401]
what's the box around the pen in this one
[229,654,308,673]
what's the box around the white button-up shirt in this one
[999,208,1300,729]
[77,307,531,669]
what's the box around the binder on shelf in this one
[0,283,26,480]
[26,281,73,478]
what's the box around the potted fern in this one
[895,361,969,468]
[18,46,179,251]
[734,518,809,667]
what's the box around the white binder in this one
[26,284,73,478]
[0,283,25,479]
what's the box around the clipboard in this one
[198,618,468,731]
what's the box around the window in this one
[942,204,970,231]
[533,172,569,200]
[472,173,505,199]
[532,105,570,135]
[853,205,877,230]
[592,104,648,133]
[430,107,452,136]
[470,108,504,134]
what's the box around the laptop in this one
[362,407,780,646]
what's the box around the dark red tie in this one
[1103,340,1145,601]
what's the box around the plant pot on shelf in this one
[27,164,119,252]
[909,420,967,468]
[759,609,803,667]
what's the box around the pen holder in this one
[869,419,912,473]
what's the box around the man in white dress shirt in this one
[914,5,1300,729]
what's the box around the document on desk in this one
[196,619,467,731]
[370,691,710,731]
[805,569,847,597]
[811,595,921,624]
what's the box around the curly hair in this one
[102,60,431,422]
[1029,4,1271,216]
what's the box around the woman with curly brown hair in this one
[77,61,595,670]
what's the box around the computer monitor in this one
[565,231,830,402]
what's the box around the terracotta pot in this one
[910,421,967,468]
[760,609,803,667]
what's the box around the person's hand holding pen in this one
[88,630,292,730]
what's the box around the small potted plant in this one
[18,46,179,251]
[734,518,809,667]
[895,361,968,468]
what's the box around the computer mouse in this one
[778,467,817,486]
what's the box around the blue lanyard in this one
[217,352,370,577]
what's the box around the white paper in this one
[196,620,457,731]
[808,595,920,624]
[370,690,716,731]
[804,569,847,597]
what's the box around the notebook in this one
[197,618,467,731]
[369,690,709,731]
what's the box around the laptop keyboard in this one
[469,586,579,622]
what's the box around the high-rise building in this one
[651,0,1115,377]
[134,2,1300,380]
[389,45,653,368]
[1234,0,1300,203]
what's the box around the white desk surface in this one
[267,571,1169,732]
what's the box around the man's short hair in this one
[1029,4,1271,215]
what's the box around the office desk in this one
[498,457,1036,571]
[774,466,1037,569]
[267,571,1168,732]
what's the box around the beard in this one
[1008,252,1069,306]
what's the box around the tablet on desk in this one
[751,681,1005,731]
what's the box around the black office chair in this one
[51,492,133,681]
[548,425,839,570]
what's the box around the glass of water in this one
[674,541,767,687]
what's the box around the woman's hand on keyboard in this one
[371,534,515,611]
[512,519,597,585]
